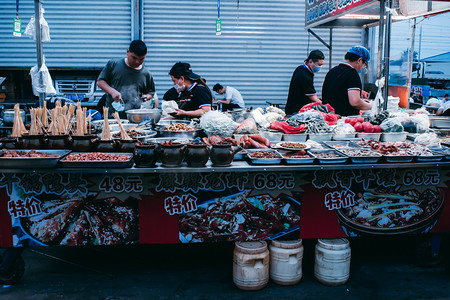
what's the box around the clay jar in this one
[96,139,117,152]
[185,143,209,167]
[117,139,138,153]
[47,134,70,149]
[210,143,234,167]
[20,134,46,149]
[160,142,184,167]
[134,142,157,168]
[71,134,97,152]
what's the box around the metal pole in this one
[382,0,392,109]
[329,28,332,70]
[377,0,385,79]
[407,18,416,105]
[34,0,44,106]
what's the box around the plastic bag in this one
[386,96,400,113]
[199,111,237,137]
[140,92,158,109]
[409,114,430,131]
[380,118,404,133]
[235,118,258,134]
[332,123,356,134]
[414,132,440,147]
[264,112,284,123]
[250,109,269,128]
[370,77,384,117]
[161,100,178,115]
[290,111,324,122]
[24,7,51,42]
[30,62,56,96]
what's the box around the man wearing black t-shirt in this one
[285,50,325,115]
[322,46,373,116]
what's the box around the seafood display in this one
[20,194,138,246]
[0,149,59,158]
[179,192,300,242]
[338,188,442,233]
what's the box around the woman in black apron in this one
[168,62,212,118]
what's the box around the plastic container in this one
[282,133,307,142]
[233,241,269,291]
[314,238,351,286]
[269,239,304,285]
[259,130,283,143]
[380,132,407,142]
[308,133,332,142]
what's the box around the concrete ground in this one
[1,236,450,300]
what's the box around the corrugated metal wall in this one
[143,0,362,106]
[0,0,132,69]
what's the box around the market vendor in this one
[285,50,325,116]
[321,46,373,116]
[212,83,245,111]
[97,40,157,117]
[168,62,212,118]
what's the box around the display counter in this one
[1,160,449,249]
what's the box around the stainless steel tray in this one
[246,149,283,165]
[0,149,71,169]
[429,146,450,160]
[233,149,247,161]
[278,150,315,164]
[383,154,414,163]
[336,148,382,164]
[323,141,362,149]
[413,152,444,162]
[307,149,348,164]
[59,152,133,168]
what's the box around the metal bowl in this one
[157,128,204,139]
[125,109,162,124]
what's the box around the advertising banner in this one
[0,167,449,248]
[305,0,377,28]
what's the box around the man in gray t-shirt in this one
[97,40,156,117]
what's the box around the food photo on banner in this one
[2,173,144,247]
[299,167,450,238]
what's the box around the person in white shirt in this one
[213,84,245,111]
[426,96,443,108]
[436,100,450,116]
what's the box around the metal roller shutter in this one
[143,0,362,107]
[0,0,132,69]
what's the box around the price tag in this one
[216,19,222,36]
[13,17,21,37]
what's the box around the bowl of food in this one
[336,188,444,236]
[157,123,204,139]
[125,109,162,124]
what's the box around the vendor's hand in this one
[142,94,153,101]
[173,108,186,117]
[361,90,370,99]
[111,90,123,103]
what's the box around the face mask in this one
[313,66,321,73]
[112,101,124,112]
[174,80,185,92]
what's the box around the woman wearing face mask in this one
[285,50,325,116]
[168,62,212,118]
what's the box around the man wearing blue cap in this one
[322,46,373,116]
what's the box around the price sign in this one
[13,17,21,37]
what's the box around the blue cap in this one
[347,46,371,62]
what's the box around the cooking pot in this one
[1,109,25,125]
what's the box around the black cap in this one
[169,62,201,80]
[305,50,325,62]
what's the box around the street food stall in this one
[0,101,450,283]
[1,0,450,285]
